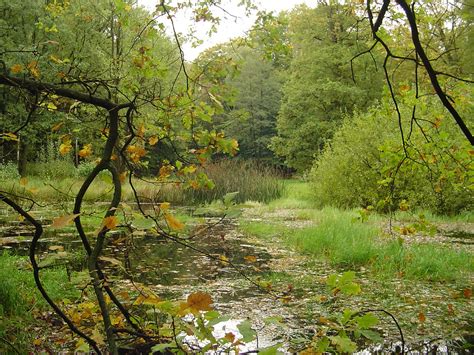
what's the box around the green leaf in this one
[151,342,175,352]
[258,343,283,355]
[355,313,379,329]
[330,335,358,353]
[237,320,256,343]
[360,329,383,343]
[314,337,330,352]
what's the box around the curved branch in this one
[0,193,101,354]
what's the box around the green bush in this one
[310,87,473,215]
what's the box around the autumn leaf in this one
[102,216,118,230]
[19,177,28,186]
[137,124,146,138]
[160,202,170,211]
[219,254,229,265]
[244,255,257,263]
[59,141,72,155]
[418,312,426,323]
[179,292,213,315]
[134,293,162,306]
[99,256,123,267]
[48,245,64,252]
[126,145,146,163]
[164,213,184,230]
[119,172,127,183]
[0,132,18,141]
[27,60,40,78]
[10,64,23,74]
[78,143,93,158]
[51,213,80,228]
[463,288,472,299]
[224,332,236,343]
[51,122,64,132]
[148,135,159,146]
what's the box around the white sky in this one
[137,0,318,60]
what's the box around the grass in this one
[239,180,474,282]
[2,159,285,206]
[0,252,81,353]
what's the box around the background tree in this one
[271,2,384,171]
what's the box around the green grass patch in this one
[0,252,80,316]
[286,211,380,268]
[375,241,474,281]
[239,221,288,238]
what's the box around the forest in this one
[0,0,473,353]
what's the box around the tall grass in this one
[181,159,285,204]
[286,210,380,267]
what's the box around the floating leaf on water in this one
[244,255,257,263]
[51,213,80,228]
[99,256,123,267]
[48,245,64,252]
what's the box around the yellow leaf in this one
[48,245,64,252]
[91,329,105,345]
[119,171,127,184]
[179,292,213,315]
[99,256,123,267]
[148,135,159,146]
[418,312,426,323]
[102,216,118,230]
[137,124,146,138]
[47,102,57,111]
[78,143,93,158]
[51,213,80,228]
[219,254,229,265]
[164,213,184,230]
[19,177,28,186]
[244,255,257,263]
[18,214,25,222]
[0,132,18,141]
[51,122,64,132]
[49,54,62,63]
[135,293,162,306]
[59,141,72,155]
[27,60,40,78]
[160,202,170,211]
[10,64,23,74]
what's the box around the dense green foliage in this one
[271,3,384,171]
[310,88,473,214]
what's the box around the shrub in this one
[310,87,473,215]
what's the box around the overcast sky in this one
[137,0,318,60]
